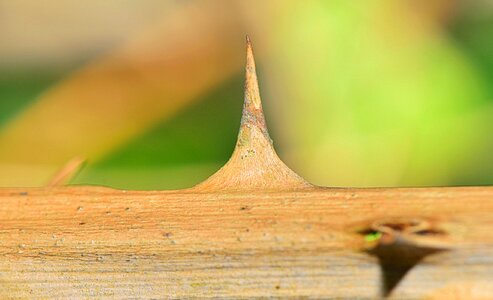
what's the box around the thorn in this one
[244,35,261,111]
[192,37,311,192]
[241,35,269,143]
[47,157,86,187]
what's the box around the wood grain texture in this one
[0,186,492,298]
[1,38,492,299]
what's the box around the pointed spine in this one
[192,37,312,192]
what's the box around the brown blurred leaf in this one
[0,1,245,186]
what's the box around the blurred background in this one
[1,0,493,189]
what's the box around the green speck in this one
[364,231,382,242]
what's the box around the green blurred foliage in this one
[261,0,493,186]
[1,1,493,189]
[0,70,63,127]
[74,77,244,189]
